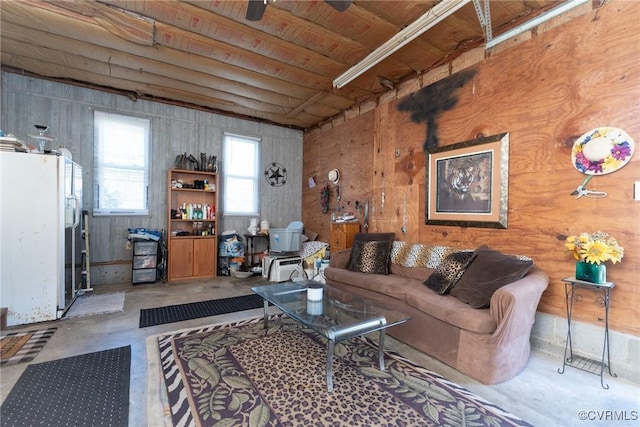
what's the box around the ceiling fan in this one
[246,0,352,21]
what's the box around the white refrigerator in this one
[0,151,83,326]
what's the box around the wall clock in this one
[264,162,287,186]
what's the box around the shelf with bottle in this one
[173,203,216,221]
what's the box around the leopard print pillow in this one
[423,250,475,294]
[347,240,393,275]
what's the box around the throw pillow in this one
[450,246,534,308]
[347,240,393,275]
[423,250,476,295]
[346,232,395,271]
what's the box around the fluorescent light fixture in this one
[332,0,471,89]
[485,0,590,49]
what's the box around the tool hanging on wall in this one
[380,176,386,216]
[401,196,407,235]
[570,176,607,199]
[364,199,370,232]
[320,184,330,213]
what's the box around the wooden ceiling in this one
[1,0,561,130]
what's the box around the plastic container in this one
[132,268,156,284]
[134,241,158,255]
[133,255,157,269]
[269,228,302,252]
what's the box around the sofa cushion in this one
[402,283,497,334]
[326,267,422,302]
[324,267,497,334]
[450,246,534,308]
[390,264,433,281]
[423,250,475,294]
[347,240,393,274]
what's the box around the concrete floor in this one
[1,277,638,427]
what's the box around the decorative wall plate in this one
[264,162,287,186]
[571,127,634,175]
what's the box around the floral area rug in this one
[149,315,532,427]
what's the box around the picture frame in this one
[425,132,509,228]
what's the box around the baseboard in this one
[531,312,640,384]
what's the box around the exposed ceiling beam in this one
[485,0,590,49]
[332,0,472,89]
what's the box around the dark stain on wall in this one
[397,68,477,153]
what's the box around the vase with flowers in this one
[565,231,623,284]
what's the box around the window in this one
[94,111,150,216]
[223,133,260,215]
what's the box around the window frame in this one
[93,110,151,216]
[223,133,261,216]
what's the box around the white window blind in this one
[223,133,260,215]
[93,111,150,216]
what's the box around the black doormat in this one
[139,293,266,328]
[1,345,131,427]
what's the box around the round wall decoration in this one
[264,162,287,186]
[571,127,634,175]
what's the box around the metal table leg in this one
[326,339,335,392]
[558,283,575,374]
[378,329,386,371]
[262,299,269,329]
[599,287,617,389]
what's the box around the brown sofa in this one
[324,241,549,384]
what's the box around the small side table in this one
[243,234,269,270]
[557,277,616,389]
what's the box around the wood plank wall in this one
[1,73,303,284]
[303,0,640,336]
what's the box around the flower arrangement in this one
[565,231,624,265]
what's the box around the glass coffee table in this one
[252,280,410,391]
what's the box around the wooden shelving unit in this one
[167,168,218,282]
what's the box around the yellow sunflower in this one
[564,238,579,260]
[608,245,624,264]
[579,240,609,265]
[565,231,623,265]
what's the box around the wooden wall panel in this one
[1,72,303,284]
[302,112,374,239]
[302,1,640,336]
